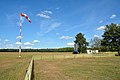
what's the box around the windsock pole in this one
[18,13,31,57]
[19,15,22,57]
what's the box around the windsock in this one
[20,13,31,23]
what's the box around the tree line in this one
[0,47,74,52]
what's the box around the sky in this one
[0,0,120,49]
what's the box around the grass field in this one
[0,52,34,80]
[34,56,120,80]
[0,52,120,80]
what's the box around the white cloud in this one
[67,42,74,46]
[33,40,40,43]
[60,36,73,40]
[64,24,88,32]
[99,20,103,23]
[37,20,62,36]
[56,33,60,35]
[33,48,41,49]
[5,44,14,49]
[16,36,22,39]
[97,26,106,30]
[36,32,44,36]
[24,42,34,46]
[5,39,9,42]
[37,10,52,19]
[46,22,61,33]
[44,10,52,14]
[0,41,18,49]
[55,7,60,10]
[110,14,116,19]
[94,35,99,38]
[37,13,51,19]
[25,46,33,49]
[16,42,22,45]
[45,42,54,44]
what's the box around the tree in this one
[101,23,120,55]
[74,32,88,53]
[90,36,101,50]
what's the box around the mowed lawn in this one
[34,57,120,80]
[0,52,34,80]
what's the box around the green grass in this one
[0,52,33,80]
[34,57,120,80]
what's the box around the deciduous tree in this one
[74,32,88,53]
[90,36,101,49]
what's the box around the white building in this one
[87,50,98,54]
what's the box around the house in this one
[87,50,98,54]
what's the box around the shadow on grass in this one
[31,60,34,80]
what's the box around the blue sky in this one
[0,0,120,49]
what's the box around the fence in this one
[33,53,115,60]
[24,57,34,80]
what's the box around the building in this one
[87,50,98,54]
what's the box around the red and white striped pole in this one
[19,15,22,57]
[19,13,31,57]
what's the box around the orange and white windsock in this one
[20,13,31,23]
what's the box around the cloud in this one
[36,32,44,36]
[64,24,88,32]
[37,13,50,19]
[60,36,73,40]
[0,39,18,49]
[37,10,52,19]
[37,20,62,36]
[16,42,22,45]
[5,39,9,42]
[16,36,22,39]
[99,20,103,23]
[56,33,60,35]
[110,14,116,19]
[97,26,106,30]
[24,42,34,46]
[25,46,33,49]
[33,40,40,43]
[46,22,61,33]
[67,42,74,46]
[55,7,60,10]
[5,44,14,49]
[45,42,54,44]
[94,35,99,38]
[44,10,52,14]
